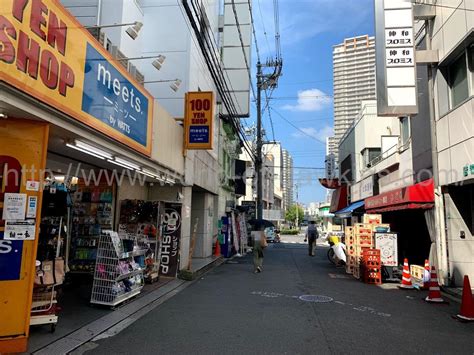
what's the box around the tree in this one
[285,204,304,225]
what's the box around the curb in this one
[441,287,462,304]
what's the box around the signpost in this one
[184,92,215,150]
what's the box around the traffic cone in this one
[456,275,474,322]
[425,266,446,303]
[398,258,414,289]
[422,259,430,289]
[214,239,221,257]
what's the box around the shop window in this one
[448,52,469,108]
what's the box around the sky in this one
[247,0,375,205]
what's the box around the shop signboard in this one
[160,204,181,277]
[375,233,398,267]
[0,0,153,156]
[351,176,374,202]
[0,120,49,353]
[184,92,215,150]
[375,0,418,116]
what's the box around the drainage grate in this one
[298,295,333,303]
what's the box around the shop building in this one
[422,0,474,286]
[0,0,189,351]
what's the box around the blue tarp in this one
[334,200,365,217]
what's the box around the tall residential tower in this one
[333,35,376,149]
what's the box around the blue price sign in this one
[189,126,210,143]
[0,236,23,281]
[82,44,151,152]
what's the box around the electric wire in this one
[270,107,326,146]
[412,1,474,11]
[182,0,255,162]
[231,0,257,101]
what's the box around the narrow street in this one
[80,236,473,355]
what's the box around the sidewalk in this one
[28,257,222,354]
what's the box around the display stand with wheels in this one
[90,231,144,307]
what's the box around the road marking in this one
[251,291,391,318]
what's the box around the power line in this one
[256,0,272,55]
[231,0,257,101]
[412,1,474,11]
[267,95,333,100]
[270,107,326,146]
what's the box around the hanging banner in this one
[0,0,153,155]
[184,92,214,150]
[160,204,181,277]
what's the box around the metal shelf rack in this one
[90,231,144,307]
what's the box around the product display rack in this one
[90,231,144,307]
[70,197,114,274]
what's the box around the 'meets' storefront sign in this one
[0,0,153,156]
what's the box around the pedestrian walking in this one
[305,221,318,256]
[251,225,267,273]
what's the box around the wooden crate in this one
[363,214,382,225]
[353,265,361,279]
[345,264,355,274]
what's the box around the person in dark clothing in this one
[305,221,319,256]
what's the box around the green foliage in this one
[280,229,300,235]
[285,204,305,224]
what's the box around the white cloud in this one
[282,88,332,112]
[292,125,334,142]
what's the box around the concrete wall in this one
[191,191,215,258]
[151,102,185,176]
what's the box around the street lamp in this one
[86,21,143,40]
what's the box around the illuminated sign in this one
[375,0,418,116]
[184,91,214,150]
[0,0,153,155]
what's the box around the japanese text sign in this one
[0,0,153,155]
[184,92,214,150]
[375,0,418,116]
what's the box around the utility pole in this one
[256,61,263,220]
[255,59,282,220]
[295,183,299,230]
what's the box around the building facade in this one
[333,35,376,152]
[426,0,474,286]
[282,149,294,211]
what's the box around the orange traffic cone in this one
[398,258,414,289]
[423,259,430,289]
[425,266,446,303]
[456,275,474,321]
[214,239,221,257]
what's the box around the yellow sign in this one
[184,91,214,150]
[0,0,153,156]
[0,119,49,353]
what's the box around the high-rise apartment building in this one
[282,149,294,211]
[333,35,376,148]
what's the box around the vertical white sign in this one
[375,0,418,116]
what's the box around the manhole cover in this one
[298,295,333,303]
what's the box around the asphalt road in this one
[83,235,474,355]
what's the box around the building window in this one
[400,116,410,146]
[449,52,469,108]
[362,148,381,168]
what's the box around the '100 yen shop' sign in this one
[184,91,214,150]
